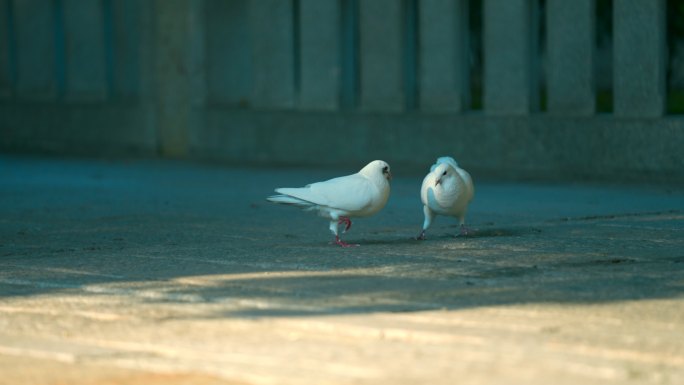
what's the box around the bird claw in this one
[333,236,359,248]
[416,231,426,241]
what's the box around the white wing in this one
[454,167,474,203]
[428,156,474,205]
[421,165,473,214]
[421,173,456,211]
[274,173,374,213]
[420,172,436,205]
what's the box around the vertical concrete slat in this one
[0,0,12,98]
[138,0,154,103]
[340,0,357,109]
[546,0,595,115]
[111,0,141,99]
[359,0,404,112]
[299,0,340,110]
[62,0,107,101]
[13,0,56,100]
[419,0,469,112]
[154,0,206,157]
[136,0,158,150]
[187,0,206,114]
[206,0,251,106]
[0,0,11,98]
[483,0,539,115]
[250,0,295,109]
[614,0,666,117]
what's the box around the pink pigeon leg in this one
[338,216,352,233]
[333,235,359,248]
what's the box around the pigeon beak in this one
[386,171,392,181]
[435,178,442,186]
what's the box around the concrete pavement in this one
[1,155,683,384]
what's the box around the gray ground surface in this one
[1,155,683,384]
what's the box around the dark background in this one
[1,0,682,183]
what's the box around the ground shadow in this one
[2,155,683,320]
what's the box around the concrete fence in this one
[0,0,682,182]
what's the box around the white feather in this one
[419,156,474,236]
[267,160,391,239]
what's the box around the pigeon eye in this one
[442,171,447,176]
[382,166,388,173]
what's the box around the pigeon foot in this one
[333,236,359,248]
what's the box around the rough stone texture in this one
[484,0,539,115]
[154,0,206,157]
[546,0,595,115]
[359,0,404,112]
[2,106,684,184]
[12,0,56,100]
[0,354,241,385]
[298,0,340,111]
[613,0,666,117]
[62,0,107,101]
[249,0,296,109]
[419,0,469,112]
[0,0,10,98]
[206,0,252,107]
[194,110,684,184]
[1,155,683,385]
[1,0,682,185]
[0,103,158,156]
[110,0,145,100]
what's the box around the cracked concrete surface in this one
[1,155,683,384]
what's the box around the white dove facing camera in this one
[267,160,392,247]
[417,157,474,240]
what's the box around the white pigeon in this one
[267,160,392,247]
[417,156,474,240]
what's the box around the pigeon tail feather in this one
[267,194,316,210]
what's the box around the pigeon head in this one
[433,163,454,186]
[360,160,392,182]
